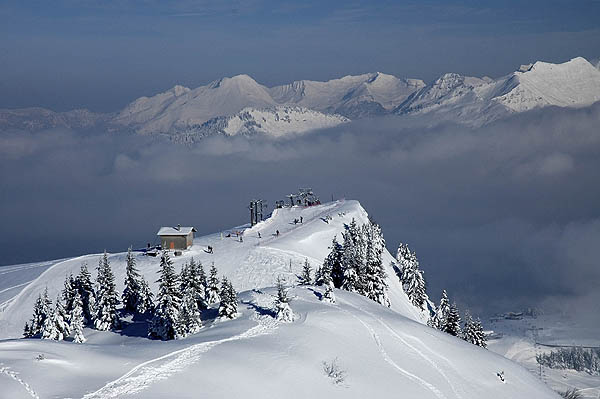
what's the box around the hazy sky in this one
[1,0,599,112]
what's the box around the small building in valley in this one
[157,225,197,250]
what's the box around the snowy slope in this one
[270,72,425,118]
[182,106,349,139]
[493,57,600,112]
[113,75,276,135]
[488,313,600,398]
[0,200,424,338]
[0,288,559,399]
[0,200,560,398]
[396,57,600,125]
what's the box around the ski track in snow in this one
[334,300,447,399]
[348,302,465,399]
[0,262,52,276]
[0,364,40,399]
[0,281,35,295]
[82,313,279,399]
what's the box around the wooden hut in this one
[157,225,196,250]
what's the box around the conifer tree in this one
[218,278,238,319]
[62,272,77,318]
[275,276,294,322]
[432,290,450,331]
[341,219,363,293]
[177,287,202,338]
[137,278,154,314]
[206,263,220,304]
[362,222,389,306]
[75,263,96,325]
[27,289,51,337]
[70,291,86,343]
[314,265,323,286]
[94,251,120,331]
[324,236,344,288]
[463,312,487,348]
[149,251,181,340]
[396,243,427,310]
[443,302,462,337]
[42,296,70,341]
[298,258,312,285]
[320,260,336,303]
[181,258,207,310]
[23,322,32,338]
[196,260,208,307]
[122,247,145,314]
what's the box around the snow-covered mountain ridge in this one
[2,57,599,135]
[177,106,349,141]
[395,57,600,125]
[0,200,559,398]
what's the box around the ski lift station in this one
[157,225,197,250]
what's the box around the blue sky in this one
[1,0,599,111]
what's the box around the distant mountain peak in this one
[3,57,598,135]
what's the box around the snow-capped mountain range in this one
[2,57,599,137]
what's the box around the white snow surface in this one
[0,200,560,398]
[186,106,349,138]
[396,57,600,125]
[269,72,425,117]
[488,312,600,398]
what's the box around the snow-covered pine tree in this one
[432,290,450,331]
[23,322,32,338]
[443,302,462,337]
[206,263,220,304]
[94,251,121,331]
[218,278,238,319]
[149,251,181,340]
[319,260,336,303]
[324,236,344,288]
[181,258,207,310]
[75,263,96,325]
[42,296,70,341]
[362,222,390,306]
[298,258,312,285]
[122,247,145,314]
[341,219,365,293]
[463,312,487,348]
[341,232,359,292]
[396,243,427,310]
[314,265,323,285]
[176,286,202,338]
[61,272,77,318]
[275,276,294,322]
[196,259,208,307]
[138,278,154,314]
[27,289,52,337]
[70,291,86,343]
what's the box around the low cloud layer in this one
[2,103,600,317]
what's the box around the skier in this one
[300,216,303,223]
[276,230,280,236]
[258,232,261,239]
